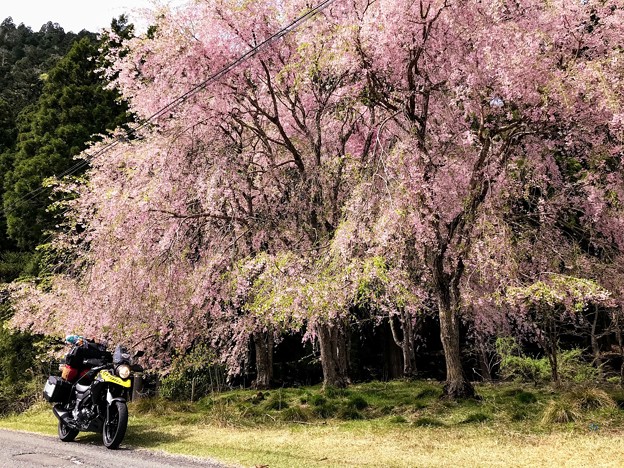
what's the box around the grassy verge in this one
[2,381,624,467]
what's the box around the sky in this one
[0,0,182,33]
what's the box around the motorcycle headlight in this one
[117,364,131,379]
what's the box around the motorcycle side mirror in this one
[133,350,145,359]
[131,364,144,373]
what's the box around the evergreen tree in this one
[3,36,129,250]
[0,18,86,112]
[0,18,90,255]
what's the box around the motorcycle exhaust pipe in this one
[52,405,79,430]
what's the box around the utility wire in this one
[0,0,337,220]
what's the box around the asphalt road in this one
[0,429,230,468]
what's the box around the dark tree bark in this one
[432,253,475,399]
[389,314,417,378]
[547,349,559,384]
[537,316,560,384]
[438,301,474,398]
[252,330,274,389]
[588,307,605,380]
[317,321,350,388]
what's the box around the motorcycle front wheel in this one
[102,401,128,449]
[58,418,79,442]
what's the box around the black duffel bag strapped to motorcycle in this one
[65,341,112,368]
[43,376,72,403]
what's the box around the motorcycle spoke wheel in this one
[102,401,128,449]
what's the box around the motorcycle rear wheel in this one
[58,419,79,442]
[102,401,128,449]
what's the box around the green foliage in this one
[323,385,350,398]
[0,252,29,282]
[347,395,369,410]
[515,391,537,404]
[0,377,42,416]
[0,326,38,384]
[354,256,419,313]
[0,99,16,151]
[337,407,363,420]
[0,19,94,255]
[159,343,226,401]
[507,275,613,316]
[311,401,339,418]
[0,298,47,415]
[0,19,91,114]
[558,348,600,383]
[0,298,41,385]
[496,337,550,384]
[3,35,129,250]
[0,251,40,282]
[309,394,327,406]
[354,256,389,307]
[280,406,311,422]
[496,338,598,384]
[263,390,289,410]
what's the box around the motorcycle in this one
[43,344,143,449]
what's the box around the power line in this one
[0,0,338,220]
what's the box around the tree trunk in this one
[401,316,416,377]
[430,250,475,399]
[253,330,273,389]
[438,299,474,398]
[389,314,417,378]
[590,308,604,379]
[317,322,350,388]
[546,320,560,384]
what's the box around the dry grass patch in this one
[568,388,617,411]
[541,399,582,425]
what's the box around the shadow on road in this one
[68,423,183,451]
[124,422,186,448]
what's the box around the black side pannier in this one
[43,376,72,403]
